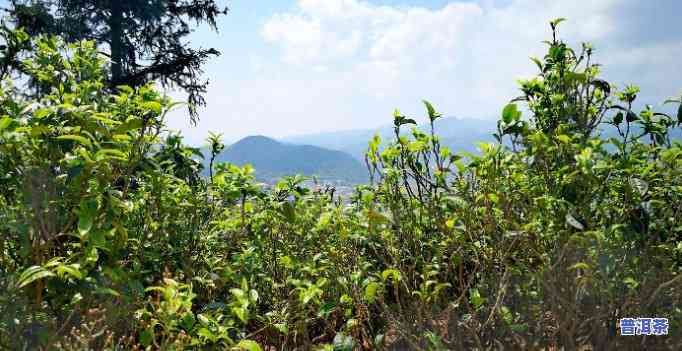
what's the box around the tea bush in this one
[1,21,681,350]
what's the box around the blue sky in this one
[164,0,681,145]
[6,0,681,144]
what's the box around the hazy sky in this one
[163,0,682,145]
[19,0,682,145]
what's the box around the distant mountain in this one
[204,120,681,186]
[284,117,682,160]
[209,135,368,184]
[284,117,497,160]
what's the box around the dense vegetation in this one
[1,20,681,350]
[5,0,228,121]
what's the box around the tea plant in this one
[1,19,681,350]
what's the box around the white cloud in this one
[261,11,364,65]
[168,0,682,145]
[262,1,482,69]
[258,0,633,116]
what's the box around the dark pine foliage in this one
[4,0,228,122]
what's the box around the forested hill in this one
[285,116,682,161]
[208,135,368,184]
[284,117,496,160]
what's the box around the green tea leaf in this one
[333,332,356,351]
[273,323,289,335]
[0,117,12,131]
[236,340,263,351]
[95,149,128,161]
[57,134,92,148]
[550,17,566,27]
[115,118,143,133]
[469,288,485,310]
[423,100,441,121]
[381,269,402,283]
[181,312,196,331]
[18,266,55,288]
[364,281,381,303]
[502,103,520,124]
[569,262,590,271]
[78,200,97,237]
[281,202,296,222]
[143,101,162,115]
[139,329,153,347]
[623,277,639,290]
[54,264,83,280]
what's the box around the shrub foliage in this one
[1,21,681,350]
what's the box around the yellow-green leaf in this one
[57,134,92,148]
[18,266,55,288]
[364,282,381,303]
[236,340,263,351]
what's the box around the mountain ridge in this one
[207,135,368,184]
[283,116,497,160]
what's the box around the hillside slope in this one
[211,136,368,184]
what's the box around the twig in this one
[646,274,682,309]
